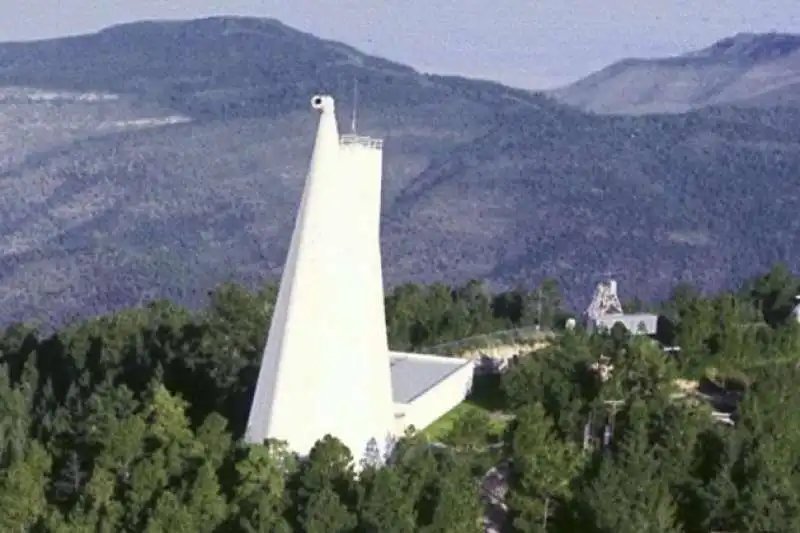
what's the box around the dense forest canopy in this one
[2,263,800,531]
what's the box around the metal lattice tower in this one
[585,280,624,321]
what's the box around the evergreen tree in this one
[507,403,582,532]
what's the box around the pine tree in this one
[357,466,417,533]
[507,403,582,532]
[0,441,52,532]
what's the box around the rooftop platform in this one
[339,133,384,149]
[389,351,471,404]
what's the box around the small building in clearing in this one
[584,280,659,336]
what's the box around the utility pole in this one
[351,77,358,134]
[542,495,550,531]
[603,399,624,450]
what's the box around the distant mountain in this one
[550,32,800,114]
[1,17,800,325]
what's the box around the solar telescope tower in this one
[244,95,396,466]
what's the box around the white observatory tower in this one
[244,95,396,464]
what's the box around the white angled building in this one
[244,95,474,466]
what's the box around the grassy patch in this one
[422,373,511,443]
[422,403,506,441]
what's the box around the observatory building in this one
[585,279,658,335]
[244,95,474,465]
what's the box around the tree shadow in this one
[466,374,507,412]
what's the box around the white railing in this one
[425,326,554,354]
[339,134,383,149]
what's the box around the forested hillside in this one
[2,265,800,531]
[1,18,800,323]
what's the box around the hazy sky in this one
[5,0,800,88]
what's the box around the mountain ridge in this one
[0,17,799,325]
[683,32,800,62]
[550,32,800,114]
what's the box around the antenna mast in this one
[351,78,358,134]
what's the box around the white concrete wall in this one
[592,313,658,335]
[339,137,387,356]
[395,355,475,434]
[245,95,396,465]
